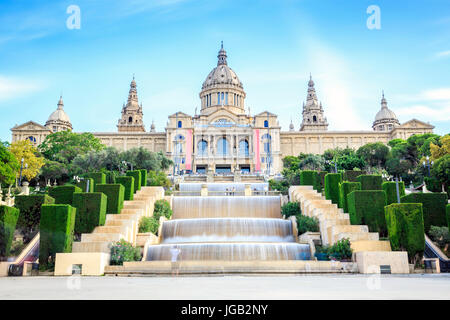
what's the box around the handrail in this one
[8,233,40,276]
[424,234,450,273]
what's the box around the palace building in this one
[11,44,434,175]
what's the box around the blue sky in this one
[0,0,449,142]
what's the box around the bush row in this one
[0,205,20,258]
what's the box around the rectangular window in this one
[225,92,228,105]
[217,93,220,105]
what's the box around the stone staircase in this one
[54,187,165,276]
[289,186,409,273]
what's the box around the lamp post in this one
[422,156,434,177]
[326,160,338,173]
[383,172,400,203]
[18,158,25,186]
[74,175,90,193]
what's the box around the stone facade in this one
[10,44,434,175]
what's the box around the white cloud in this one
[436,50,450,58]
[0,76,45,102]
[396,104,450,122]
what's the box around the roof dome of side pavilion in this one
[199,42,246,115]
[45,96,73,132]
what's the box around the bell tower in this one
[117,76,146,132]
[300,75,328,132]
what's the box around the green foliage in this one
[296,215,319,235]
[382,181,406,205]
[139,216,159,234]
[153,199,172,220]
[126,170,141,193]
[39,159,69,182]
[115,176,134,201]
[341,170,364,182]
[0,142,20,186]
[357,174,383,190]
[110,239,142,266]
[300,170,320,191]
[447,204,450,231]
[95,184,125,214]
[14,194,55,242]
[338,182,361,212]
[401,193,448,233]
[298,155,325,171]
[39,204,76,269]
[348,190,387,235]
[0,205,20,258]
[48,185,82,205]
[74,178,94,193]
[424,176,442,192]
[86,172,106,191]
[385,203,425,262]
[139,169,148,187]
[317,171,327,192]
[324,173,342,205]
[281,168,301,185]
[431,154,450,190]
[72,192,107,234]
[357,142,389,169]
[282,156,301,170]
[148,170,171,188]
[281,202,301,218]
[328,238,352,260]
[269,179,289,195]
[105,171,119,184]
[428,226,450,248]
[323,147,365,171]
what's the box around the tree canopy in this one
[9,140,45,181]
[0,142,20,186]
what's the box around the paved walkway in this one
[0,274,449,300]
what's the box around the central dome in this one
[199,43,246,115]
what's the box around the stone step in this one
[94,226,127,234]
[105,213,139,223]
[72,241,111,253]
[319,219,351,246]
[81,233,123,242]
[328,225,369,245]
[337,232,379,242]
[351,240,391,253]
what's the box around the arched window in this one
[264,120,269,128]
[313,115,317,122]
[129,117,133,123]
[261,133,271,141]
[217,137,229,156]
[239,140,249,156]
[177,121,182,128]
[175,142,183,154]
[198,140,208,156]
[27,136,36,143]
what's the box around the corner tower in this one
[300,75,328,132]
[117,77,146,132]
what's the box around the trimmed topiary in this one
[324,173,342,205]
[105,171,119,184]
[338,182,361,212]
[139,169,148,187]
[39,204,76,269]
[385,203,425,262]
[74,178,94,193]
[116,176,135,201]
[126,170,141,193]
[382,181,406,205]
[0,205,20,257]
[95,184,125,214]
[357,174,383,190]
[72,192,107,234]
[48,185,82,205]
[87,172,106,191]
[401,193,448,233]
[14,194,55,242]
[348,190,387,235]
[342,170,364,182]
[447,204,450,231]
[300,170,320,191]
[318,171,327,192]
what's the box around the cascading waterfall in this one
[179,182,269,196]
[145,182,311,261]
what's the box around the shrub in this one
[428,226,450,249]
[348,190,387,235]
[300,170,320,191]
[447,204,450,231]
[72,192,107,234]
[14,194,55,242]
[424,176,442,193]
[296,215,319,235]
[87,172,106,191]
[324,173,342,205]
[357,174,382,190]
[139,216,159,234]
[385,203,425,263]
[116,176,135,201]
[48,185,82,205]
[318,171,328,192]
[338,182,361,212]
[328,238,352,260]
[0,205,20,258]
[139,169,148,187]
[95,184,125,214]
[153,199,172,220]
[105,171,119,184]
[281,202,301,218]
[148,170,171,188]
[382,181,406,205]
[110,239,142,266]
[342,170,364,182]
[269,179,289,195]
[74,178,94,193]
[39,204,76,270]
[401,193,448,233]
[126,170,141,193]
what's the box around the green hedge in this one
[105,171,119,184]
[342,170,364,182]
[357,174,383,190]
[14,194,55,242]
[338,182,361,213]
[139,169,148,187]
[300,170,320,191]
[348,190,387,235]
[95,184,125,214]
[75,178,94,193]
[116,176,135,201]
[382,181,406,205]
[401,193,448,233]
[446,204,450,231]
[48,185,82,205]
[87,172,106,191]
[39,204,76,269]
[385,203,425,262]
[72,192,107,234]
[324,173,342,205]
[0,205,20,257]
[126,171,141,193]
[318,172,327,192]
